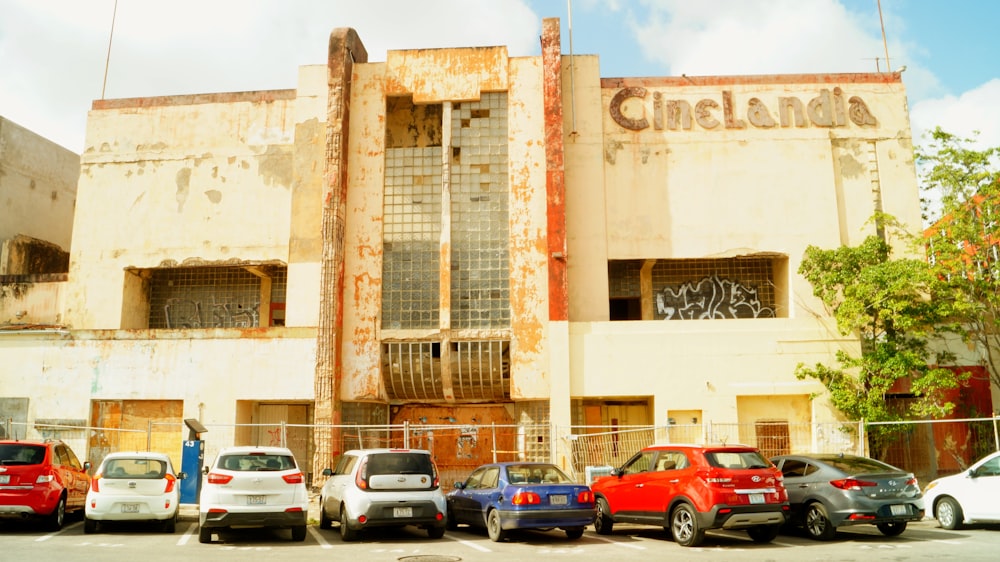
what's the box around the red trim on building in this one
[601,72,903,89]
[541,18,568,322]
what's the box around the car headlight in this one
[923,481,938,493]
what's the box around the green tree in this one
[918,127,1000,396]
[796,228,965,456]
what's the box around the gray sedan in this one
[770,453,924,540]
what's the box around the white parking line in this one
[444,533,493,552]
[176,522,196,545]
[308,526,334,549]
[589,535,647,550]
[35,520,80,542]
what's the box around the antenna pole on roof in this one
[101,0,118,99]
[877,0,891,72]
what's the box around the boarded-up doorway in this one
[89,400,183,470]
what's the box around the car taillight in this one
[35,473,55,484]
[577,490,594,504]
[830,478,877,491]
[356,458,369,490]
[283,472,305,484]
[91,473,102,493]
[905,477,918,487]
[163,473,176,493]
[207,472,233,484]
[512,491,541,505]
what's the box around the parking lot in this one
[3,511,1000,562]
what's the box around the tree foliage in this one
[918,127,1000,397]
[796,229,966,453]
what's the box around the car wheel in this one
[876,521,907,536]
[747,524,780,543]
[594,497,614,535]
[427,525,446,539]
[804,502,836,541]
[671,503,705,547]
[936,497,964,530]
[163,515,176,533]
[198,525,213,544]
[565,526,585,539]
[291,525,307,541]
[319,502,333,530]
[83,516,98,534]
[44,496,66,532]
[339,505,359,542]
[487,509,507,542]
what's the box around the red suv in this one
[0,440,91,530]
[591,443,789,547]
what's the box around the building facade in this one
[1,19,940,482]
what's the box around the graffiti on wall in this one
[656,275,775,320]
[164,298,260,328]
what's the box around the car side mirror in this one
[177,471,187,480]
[454,482,466,489]
[322,468,333,476]
[611,467,623,477]
[202,465,209,475]
[84,461,92,471]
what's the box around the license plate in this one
[550,495,568,505]
[748,493,765,504]
[393,506,413,518]
[0,475,8,484]
[121,503,140,513]
[890,504,908,516]
[247,495,266,505]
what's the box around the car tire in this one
[198,525,213,544]
[670,503,705,547]
[594,497,614,535]
[83,516,98,534]
[427,525,446,539]
[487,509,507,542]
[565,526,585,539]
[804,502,837,541]
[936,496,964,530]
[291,525,307,541]
[339,505,359,542]
[876,521,907,536]
[44,496,66,532]
[163,514,177,533]
[319,502,333,530]
[747,524,780,543]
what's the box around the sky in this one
[1,0,998,159]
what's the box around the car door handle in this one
[634,483,644,488]
[669,479,680,484]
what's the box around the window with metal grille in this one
[754,420,791,458]
[147,265,287,329]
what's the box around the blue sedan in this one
[446,462,596,541]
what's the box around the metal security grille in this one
[450,93,510,329]
[652,257,776,319]
[147,266,286,329]
[451,340,510,400]
[382,146,443,330]
[382,341,444,400]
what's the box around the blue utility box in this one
[180,439,204,504]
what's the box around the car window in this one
[334,454,357,476]
[62,444,83,469]
[465,467,487,489]
[778,459,819,477]
[510,464,572,483]
[480,466,500,488]
[654,452,688,471]
[105,458,168,478]
[220,453,296,471]
[0,444,45,465]
[823,456,899,475]
[55,444,72,467]
[706,450,770,469]
[622,451,655,475]
[976,456,1000,477]
[366,453,433,476]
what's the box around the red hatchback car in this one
[0,439,91,530]
[591,443,789,547]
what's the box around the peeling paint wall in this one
[66,91,301,329]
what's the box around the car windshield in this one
[104,458,168,478]
[705,450,771,469]
[507,464,572,484]
[0,444,45,465]
[220,453,295,471]
[366,452,433,475]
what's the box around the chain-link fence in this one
[5,416,998,488]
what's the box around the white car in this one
[84,451,185,533]
[198,446,308,543]
[319,448,447,541]
[923,450,1000,529]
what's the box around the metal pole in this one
[147,420,152,451]
[101,0,118,98]
[404,420,410,449]
[492,422,497,463]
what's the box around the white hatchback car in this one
[198,446,308,543]
[84,451,185,533]
[923,450,1000,529]
[319,448,447,541]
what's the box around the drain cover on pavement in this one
[398,557,462,562]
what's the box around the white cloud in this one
[910,79,1000,151]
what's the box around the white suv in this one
[198,446,308,543]
[319,448,447,540]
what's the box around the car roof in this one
[100,451,173,461]
[342,448,431,455]
[645,443,755,450]
[0,439,60,446]
[217,446,295,455]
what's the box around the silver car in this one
[771,453,924,540]
[319,448,447,541]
